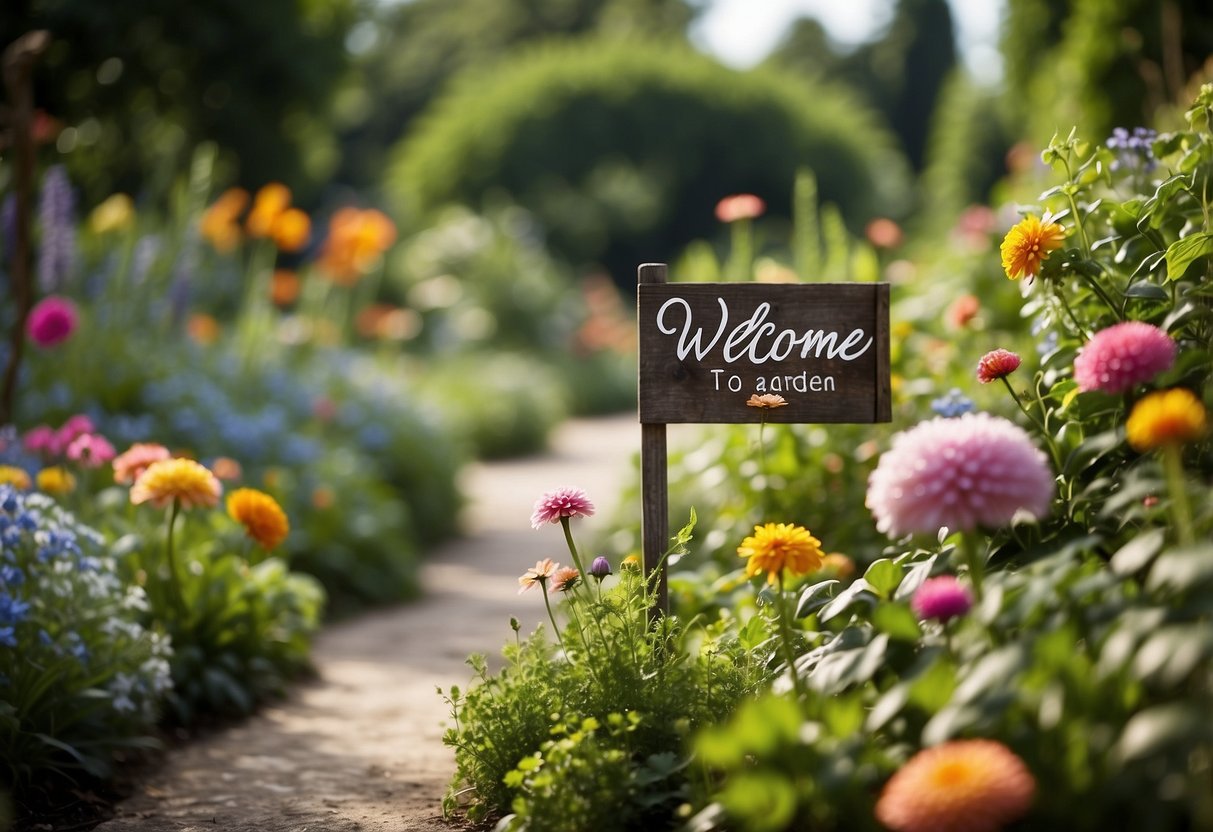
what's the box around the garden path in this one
[93,413,642,832]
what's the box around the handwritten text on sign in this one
[638,283,891,424]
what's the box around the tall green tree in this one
[1,0,357,203]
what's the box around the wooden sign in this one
[636,263,891,613]
[638,282,890,424]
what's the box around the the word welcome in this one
[655,296,873,365]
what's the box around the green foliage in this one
[687,85,1213,832]
[2,0,357,202]
[389,38,911,280]
[442,513,766,829]
[0,489,170,785]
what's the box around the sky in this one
[691,0,1006,85]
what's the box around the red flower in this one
[976,349,1021,384]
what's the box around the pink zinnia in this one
[22,425,56,455]
[66,433,116,468]
[866,413,1053,537]
[1073,321,1175,394]
[530,487,595,529]
[27,295,79,347]
[912,576,973,622]
[976,349,1021,384]
[112,442,172,485]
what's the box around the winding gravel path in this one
[93,414,640,832]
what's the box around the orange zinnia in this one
[226,487,289,550]
[200,187,249,253]
[271,207,311,253]
[317,207,397,285]
[738,523,823,584]
[246,183,291,239]
[1126,388,1208,452]
[999,215,1065,280]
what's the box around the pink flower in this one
[112,442,172,485]
[53,414,95,454]
[66,433,116,468]
[26,295,79,347]
[530,487,595,529]
[976,349,1022,384]
[866,413,1053,537]
[714,194,765,223]
[912,576,973,622]
[22,425,56,455]
[549,566,580,593]
[1073,321,1175,394]
[518,558,559,594]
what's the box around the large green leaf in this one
[1164,231,1213,282]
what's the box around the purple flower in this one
[530,487,595,529]
[37,165,76,292]
[912,576,973,622]
[866,413,1053,537]
[26,295,79,347]
[1073,321,1175,394]
[590,556,612,581]
[1106,127,1157,172]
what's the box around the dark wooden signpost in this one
[637,262,891,610]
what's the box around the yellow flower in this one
[999,214,1066,280]
[226,487,289,550]
[620,554,642,572]
[271,208,311,253]
[246,183,291,239]
[88,193,134,234]
[200,187,249,253]
[1126,388,1208,452]
[0,465,32,490]
[738,522,823,584]
[130,458,221,510]
[875,739,1035,832]
[36,466,76,495]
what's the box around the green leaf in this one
[795,579,839,618]
[1110,528,1166,575]
[871,602,922,642]
[1164,232,1213,282]
[863,559,902,597]
[1115,703,1211,763]
[1146,544,1213,593]
[1122,281,1169,300]
[817,579,876,623]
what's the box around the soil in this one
[31,414,641,832]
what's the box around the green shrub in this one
[389,37,911,279]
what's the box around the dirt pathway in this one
[94,414,640,832]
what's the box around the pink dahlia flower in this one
[530,487,595,529]
[66,433,116,468]
[912,576,973,622]
[27,295,79,347]
[866,413,1053,537]
[1073,321,1175,394]
[22,425,56,455]
[976,349,1021,384]
[112,442,172,485]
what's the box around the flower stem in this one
[1000,377,1062,470]
[540,586,568,656]
[1162,444,1195,546]
[775,573,807,701]
[560,517,595,603]
[164,499,186,615]
[958,533,984,602]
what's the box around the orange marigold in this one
[226,487,290,550]
[130,458,221,510]
[318,207,397,285]
[1126,388,1208,452]
[999,214,1065,280]
[271,207,311,253]
[246,183,291,239]
[875,739,1035,832]
[738,522,823,584]
[200,187,249,253]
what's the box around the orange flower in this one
[200,188,249,253]
[271,207,311,253]
[715,194,765,223]
[187,313,220,345]
[318,207,397,284]
[1000,215,1066,280]
[738,523,823,584]
[226,487,290,550]
[746,393,788,409]
[246,183,291,239]
[1126,388,1208,452]
[130,458,221,510]
[518,558,559,594]
[270,269,302,307]
[210,457,243,481]
[876,739,1035,832]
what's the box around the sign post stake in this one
[638,262,670,613]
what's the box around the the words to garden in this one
[637,283,891,424]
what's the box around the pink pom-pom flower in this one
[1073,321,1175,394]
[976,349,1021,384]
[530,487,595,529]
[866,413,1053,538]
[912,576,974,622]
[26,295,79,347]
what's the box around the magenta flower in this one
[866,413,1053,537]
[1073,321,1175,394]
[66,433,116,468]
[22,425,56,455]
[912,576,974,622]
[530,487,595,529]
[26,295,79,347]
[976,349,1021,384]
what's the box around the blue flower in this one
[0,627,15,648]
[931,388,976,418]
[1106,126,1157,172]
